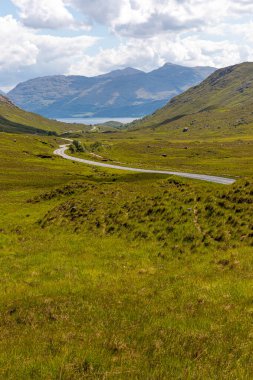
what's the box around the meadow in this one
[72,129,253,177]
[0,130,252,379]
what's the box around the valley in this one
[54,140,236,184]
[0,62,252,379]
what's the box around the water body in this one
[56,117,140,125]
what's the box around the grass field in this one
[0,130,252,379]
[71,130,253,178]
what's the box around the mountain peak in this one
[163,62,178,66]
[101,67,144,79]
[8,63,216,118]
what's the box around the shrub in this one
[70,140,85,153]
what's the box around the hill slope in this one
[129,62,253,137]
[0,95,88,134]
[8,64,215,118]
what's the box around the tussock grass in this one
[0,132,252,379]
[38,178,253,253]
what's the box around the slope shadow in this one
[0,116,49,135]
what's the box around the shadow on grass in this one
[81,172,168,184]
[0,116,48,135]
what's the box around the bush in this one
[90,141,102,152]
[70,140,85,153]
[47,131,58,136]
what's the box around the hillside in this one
[0,95,88,134]
[8,64,215,119]
[129,62,253,136]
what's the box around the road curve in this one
[54,143,235,185]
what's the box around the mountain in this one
[129,62,253,136]
[0,95,88,135]
[8,64,215,119]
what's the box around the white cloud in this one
[9,0,253,35]
[68,34,253,77]
[111,0,227,37]
[71,0,123,25]
[64,0,243,37]
[11,0,83,29]
[1,0,253,88]
[229,0,253,14]
[0,15,38,71]
[66,0,253,39]
[0,15,98,87]
[64,0,253,75]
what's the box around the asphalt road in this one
[54,143,236,185]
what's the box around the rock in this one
[36,154,52,159]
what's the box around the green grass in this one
[0,131,252,379]
[129,62,253,138]
[0,96,89,134]
[72,130,253,177]
[1,62,253,378]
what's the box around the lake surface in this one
[56,117,141,125]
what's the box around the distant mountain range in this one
[130,62,253,136]
[3,62,253,139]
[8,63,215,119]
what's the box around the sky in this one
[1,0,253,91]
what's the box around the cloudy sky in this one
[1,0,253,91]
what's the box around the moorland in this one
[0,62,252,379]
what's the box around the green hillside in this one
[0,95,88,135]
[129,62,253,138]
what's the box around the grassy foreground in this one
[0,132,252,379]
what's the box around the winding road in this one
[54,142,235,185]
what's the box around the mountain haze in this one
[8,63,215,119]
[130,62,253,136]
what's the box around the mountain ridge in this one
[8,63,216,119]
[128,62,253,136]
